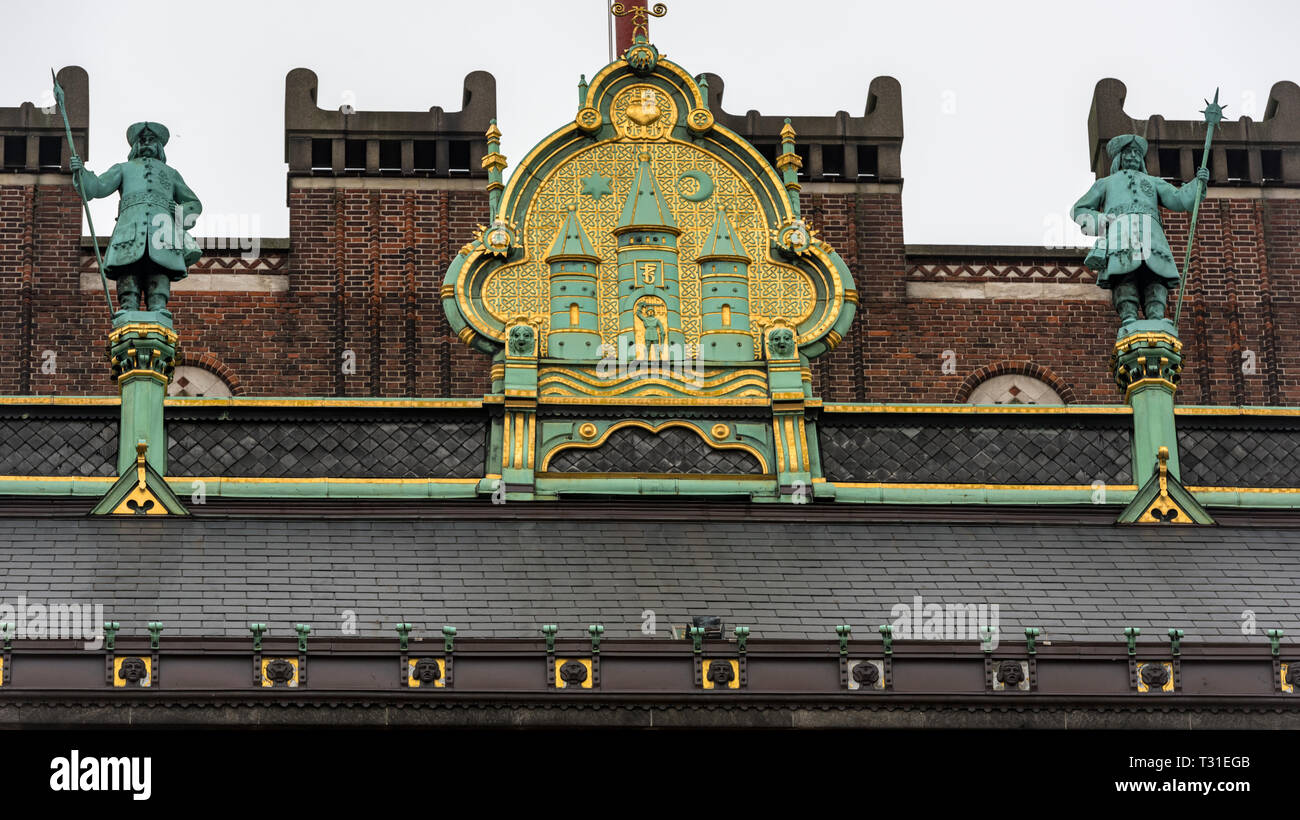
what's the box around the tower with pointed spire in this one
[613,151,684,360]
[545,205,602,359]
[696,206,752,360]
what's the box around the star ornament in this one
[1200,87,1225,127]
[580,173,613,201]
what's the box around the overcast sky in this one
[3,0,1294,248]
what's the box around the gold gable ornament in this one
[112,442,167,516]
[91,440,189,517]
[1117,446,1214,526]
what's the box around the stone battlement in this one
[0,66,87,173]
[701,73,903,184]
[1088,77,1300,186]
[283,68,497,178]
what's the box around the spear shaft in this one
[52,69,113,317]
[1174,88,1224,328]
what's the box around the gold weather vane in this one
[610,2,667,40]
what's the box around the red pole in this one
[613,0,648,55]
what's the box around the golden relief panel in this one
[482,139,814,353]
[611,85,677,140]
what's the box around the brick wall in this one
[1,174,1296,406]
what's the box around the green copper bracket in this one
[104,621,120,653]
[835,624,852,656]
[1124,627,1141,656]
[0,622,12,651]
[249,623,267,652]
[588,624,604,655]
[1025,627,1041,656]
[295,624,311,654]
[878,624,893,656]
[442,625,457,654]
[734,626,749,654]
[980,626,997,654]
[1268,629,1284,657]
[394,623,412,652]
[542,624,557,654]
[689,626,704,655]
[147,621,163,651]
[1167,628,1184,657]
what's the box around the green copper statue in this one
[1072,134,1208,330]
[71,122,202,316]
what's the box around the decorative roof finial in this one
[610,2,666,43]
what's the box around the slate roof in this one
[1,513,1296,642]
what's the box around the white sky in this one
[2,0,1295,247]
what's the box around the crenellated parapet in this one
[283,68,496,178]
[0,66,87,173]
[1088,77,1300,185]
[699,73,903,184]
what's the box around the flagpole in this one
[52,68,113,317]
[1174,88,1224,329]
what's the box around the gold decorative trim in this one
[0,475,116,483]
[538,396,770,406]
[540,419,769,473]
[1124,377,1178,402]
[831,482,1141,491]
[1186,486,1300,493]
[172,477,482,486]
[1175,407,1300,416]
[578,422,598,439]
[536,472,772,481]
[0,396,121,406]
[163,397,483,409]
[116,369,169,385]
[711,423,730,440]
[108,323,178,346]
[1114,331,1182,354]
[821,404,1132,415]
[538,374,767,399]
[540,367,766,389]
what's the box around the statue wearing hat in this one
[71,122,201,316]
[1071,134,1208,332]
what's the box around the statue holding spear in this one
[1071,92,1220,336]
[51,69,112,317]
[53,70,202,319]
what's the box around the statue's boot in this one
[145,273,171,314]
[1143,282,1169,322]
[116,277,140,313]
[1113,280,1140,325]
